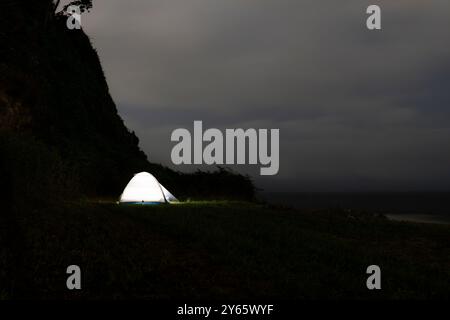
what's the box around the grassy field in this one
[1,200,449,300]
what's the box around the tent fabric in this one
[160,184,178,203]
[119,172,178,204]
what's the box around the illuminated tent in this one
[119,172,178,204]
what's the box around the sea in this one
[258,192,450,225]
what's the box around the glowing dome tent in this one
[119,172,178,204]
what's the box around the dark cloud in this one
[75,0,450,191]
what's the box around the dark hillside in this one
[0,0,255,200]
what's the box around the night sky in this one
[69,0,450,192]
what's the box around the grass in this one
[1,200,449,299]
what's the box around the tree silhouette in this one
[56,0,93,15]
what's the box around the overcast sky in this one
[73,0,450,192]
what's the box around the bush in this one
[178,167,256,201]
[0,133,80,207]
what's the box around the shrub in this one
[0,133,80,207]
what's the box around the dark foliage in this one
[60,0,93,14]
[178,167,256,201]
[0,133,81,205]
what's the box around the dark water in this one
[259,192,450,224]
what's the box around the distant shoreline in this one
[385,213,450,225]
[259,191,450,225]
